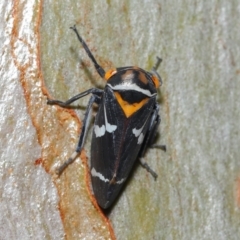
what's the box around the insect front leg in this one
[47,88,103,107]
[47,88,103,175]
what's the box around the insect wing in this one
[91,86,156,208]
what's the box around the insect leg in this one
[47,88,103,107]
[47,88,103,175]
[56,94,98,175]
[138,105,164,180]
[139,158,158,180]
[70,25,106,79]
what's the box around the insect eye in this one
[150,57,162,88]
[151,74,162,88]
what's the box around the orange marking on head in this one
[114,92,149,118]
[121,70,134,81]
[133,66,140,70]
[151,75,160,88]
[105,69,117,81]
[138,71,148,84]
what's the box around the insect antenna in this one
[70,25,106,78]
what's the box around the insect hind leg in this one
[139,158,158,180]
[150,144,166,151]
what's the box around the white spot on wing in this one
[104,104,117,133]
[91,167,109,182]
[132,117,151,144]
[138,133,144,144]
[116,178,126,184]
[133,125,145,144]
[107,83,156,97]
[132,126,143,137]
[94,101,117,137]
[94,125,105,137]
[91,168,125,185]
[106,122,117,133]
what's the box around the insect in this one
[47,25,165,209]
